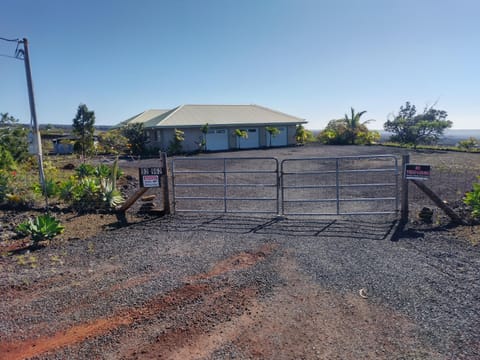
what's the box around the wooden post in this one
[161,152,171,214]
[410,180,465,225]
[117,188,149,212]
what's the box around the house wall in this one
[145,124,300,153]
[259,128,267,147]
[146,128,203,153]
[181,128,203,152]
[287,125,297,145]
[53,142,74,155]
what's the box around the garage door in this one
[206,129,229,151]
[239,128,259,149]
[266,127,287,147]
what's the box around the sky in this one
[1,0,479,129]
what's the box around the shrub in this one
[458,137,478,151]
[5,193,30,209]
[58,177,76,202]
[70,177,101,211]
[464,177,480,218]
[0,170,12,203]
[168,129,185,155]
[357,130,381,145]
[318,118,379,145]
[32,178,59,198]
[0,146,16,170]
[1,167,37,209]
[59,159,124,211]
[75,163,96,178]
[295,125,315,145]
[318,120,349,145]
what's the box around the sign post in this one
[405,164,431,180]
[139,167,162,188]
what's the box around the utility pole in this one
[21,38,46,192]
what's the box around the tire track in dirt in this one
[0,245,274,360]
[0,243,440,359]
[187,244,273,281]
[225,256,442,359]
[121,254,441,360]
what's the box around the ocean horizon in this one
[381,129,480,145]
[311,129,480,145]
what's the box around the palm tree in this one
[344,108,371,145]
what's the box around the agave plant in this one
[75,163,95,178]
[102,157,123,209]
[32,178,59,198]
[95,164,111,179]
[16,214,65,245]
[100,178,123,209]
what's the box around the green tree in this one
[0,113,29,164]
[384,102,452,149]
[122,123,148,155]
[0,112,18,127]
[98,129,129,155]
[295,124,314,145]
[357,130,381,145]
[0,146,16,170]
[319,111,378,146]
[265,126,281,147]
[318,119,349,145]
[72,104,96,157]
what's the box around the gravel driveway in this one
[1,212,479,359]
[1,144,480,359]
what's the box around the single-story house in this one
[51,135,100,155]
[117,104,307,152]
[52,137,75,154]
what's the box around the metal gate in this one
[172,155,399,216]
[172,157,279,214]
[281,155,399,215]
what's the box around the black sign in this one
[139,167,162,188]
[405,164,430,180]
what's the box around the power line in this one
[0,53,22,60]
[0,37,20,42]
[0,37,24,60]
